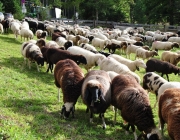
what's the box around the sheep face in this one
[76,55,87,65]
[64,41,73,50]
[61,103,75,118]
[36,56,44,66]
[172,42,179,48]
[136,60,147,70]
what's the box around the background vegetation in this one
[0,0,180,25]
[0,29,180,139]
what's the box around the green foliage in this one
[0,2,4,12]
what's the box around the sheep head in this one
[84,80,106,107]
[172,42,179,48]
[61,103,75,118]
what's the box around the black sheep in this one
[54,59,85,118]
[146,58,180,81]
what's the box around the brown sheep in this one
[161,51,180,66]
[54,59,85,118]
[111,74,161,140]
[158,88,180,140]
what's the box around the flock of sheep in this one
[1,17,180,140]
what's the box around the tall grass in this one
[0,32,179,140]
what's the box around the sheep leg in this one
[58,88,60,102]
[99,113,106,129]
[113,107,118,125]
[166,74,169,82]
[90,112,93,123]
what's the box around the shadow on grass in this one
[3,97,133,139]
[0,34,22,45]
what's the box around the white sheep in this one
[20,28,34,41]
[153,34,168,41]
[10,21,21,39]
[97,57,141,83]
[168,36,180,44]
[0,23,4,34]
[92,37,111,51]
[126,44,141,59]
[151,41,179,51]
[161,51,180,66]
[21,20,29,29]
[79,43,98,52]
[109,54,146,72]
[67,46,106,72]
[78,35,89,45]
[135,47,158,60]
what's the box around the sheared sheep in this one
[111,74,161,140]
[109,54,146,72]
[168,36,180,44]
[146,58,180,81]
[161,51,180,66]
[55,36,73,50]
[158,88,180,140]
[54,59,85,118]
[81,70,111,129]
[21,42,44,71]
[20,28,34,41]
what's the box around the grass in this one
[0,32,179,140]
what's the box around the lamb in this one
[0,23,4,34]
[21,42,44,72]
[109,54,146,72]
[20,28,34,41]
[151,41,179,52]
[158,88,180,140]
[97,57,141,83]
[55,36,73,50]
[79,43,98,52]
[146,58,180,81]
[142,72,168,108]
[111,74,161,140]
[161,51,180,66]
[67,46,106,72]
[135,47,158,60]
[126,44,141,59]
[81,70,111,129]
[54,59,85,118]
[45,47,87,73]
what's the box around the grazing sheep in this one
[168,36,180,44]
[55,36,73,50]
[97,57,141,83]
[126,44,141,59]
[81,70,111,129]
[151,41,179,52]
[104,43,121,53]
[109,54,146,72]
[135,47,158,60]
[10,21,21,38]
[153,34,168,41]
[67,46,106,72]
[46,47,87,73]
[78,35,89,45]
[21,42,44,71]
[54,59,85,118]
[66,34,81,46]
[161,51,180,66]
[91,36,111,51]
[158,88,180,140]
[35,29,48,40]
[142,72,168,108]
[111,74,161,140]
[79,43,98,52]
[146,58,180,81]
[20,28,34,41]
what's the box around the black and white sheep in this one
[111,74,162,140]
[142,72,168,108]
[81,70,111,129]
[146,58,180,81]
[158,88,180,140]
[54,59,85,118]
[21,42,44,71]
[45,47,87,73]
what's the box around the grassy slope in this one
[0,32,179,140]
